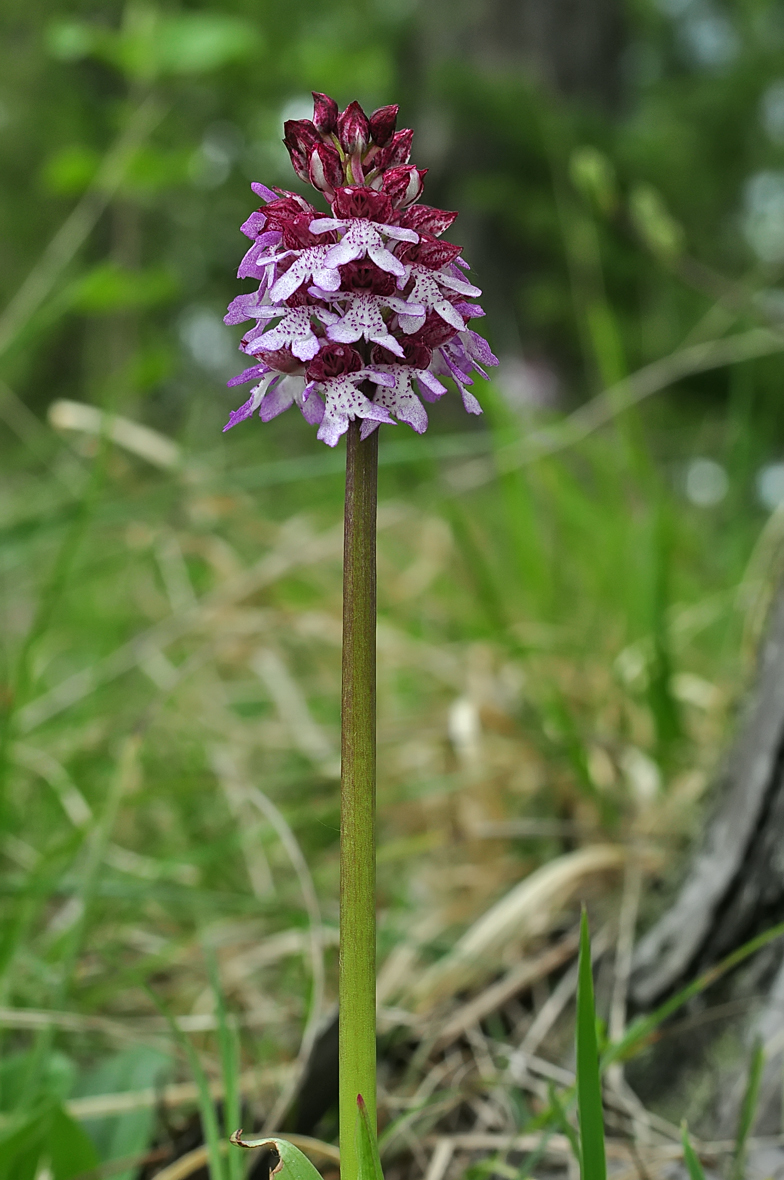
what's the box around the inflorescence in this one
[224,93,498,447]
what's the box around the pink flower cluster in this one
[224,93,497,447]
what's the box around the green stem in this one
[340,419,378,1180]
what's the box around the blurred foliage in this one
[3,0,784,423]
[3,0,784,1173]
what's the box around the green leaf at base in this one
[229,1133,327,1180]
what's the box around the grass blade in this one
[731,1038,764,1180]
[680,1122,706,1180]
[548,1082,581,1167]
[576,911,606,1180]
[146,985,226,1180]
[604,920,784,1068]
[207,951,242,1180]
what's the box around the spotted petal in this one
[361,366,429,437]
[326,293,404,357]
[227,363,269,388]
[434,344,483,415]
[258,374,308,421]
[465,329,499,368]
[269,246,342,302]
[237,232,282,279]
[315,374,394,447]
[432,267,481,297]
[416,367,448,402]
[223,372,279,431]
[397,270,467,334]
[313,220,410,279]
[224,289,270,326]
[310,216,418,244]
[250,305,336,362]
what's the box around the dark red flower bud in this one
[282,119,321,182]
[370,339,431,368]
[262,196,325,249]
[252,346,303,373]
[337,101,371,155]
[401,340,432,368]
[339,260,396,296]
[411,312,459,348]
[381,165,426,209]
[283,119,320,144]
[308,142,345,195]
[277,213,325,250]
[398,232,463,270]
[369,104,398,147]
[369,344,393,366]
[332,186,393,223]
[312,92,339,135]
[284,288,314,309]
[397,204,458,237]
[373,128,413,171]
[264,192,318,218]
[306,342,363,381]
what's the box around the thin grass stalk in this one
[208,952,242,1180]
[576,911,606,1180]
[150,988,227,1180]
[731,1038,764,1180]
[339,419,379,1180]
[681,1123,707,1180]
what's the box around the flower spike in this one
[224,92,497,444]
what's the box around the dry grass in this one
[0,385,771,1177]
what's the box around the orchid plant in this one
[224,93,497,1180]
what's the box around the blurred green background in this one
[3,0,784,1174]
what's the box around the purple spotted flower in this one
[224,93,497,446]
